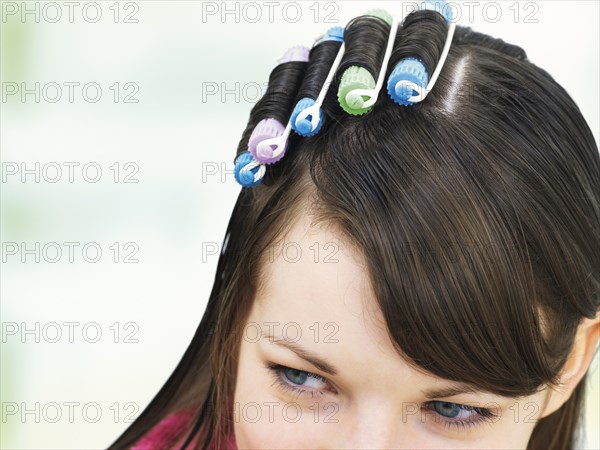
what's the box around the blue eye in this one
[266,363,331,398]
[423,400,498,431]
[283,367,308,385]
[431,401,462,418]
[266,362,498,433]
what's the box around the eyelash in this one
[421,401,497,432]
[265,363,498,432]
[265,363,331,399]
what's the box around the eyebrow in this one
[261,333,338,376]
[421,383,483,399]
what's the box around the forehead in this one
[252,214,395,361]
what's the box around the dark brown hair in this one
[111,9,600,450]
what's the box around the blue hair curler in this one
[316,25,345,44]
[291,97,324,137]
[291,26,346,137]
[387,57,429,106]
[234,151,265,188]
[387,0,456,106]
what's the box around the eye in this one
[265,363,333,398]
[281,367,328,389]
[422,400,498,432]
[431,401,476,420]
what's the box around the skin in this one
[233,214,600,449]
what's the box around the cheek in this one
[233,339,268,448]
[489,396,547,448]
[234,338,290,448]
[438,397,545,450]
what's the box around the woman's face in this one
[233,215,548,449]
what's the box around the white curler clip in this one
[241,160,266,184]
[294,41,347,131]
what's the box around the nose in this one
[336,401,402,449]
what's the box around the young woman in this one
[111,2,600,449]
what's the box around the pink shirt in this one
[131,408,237,449]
